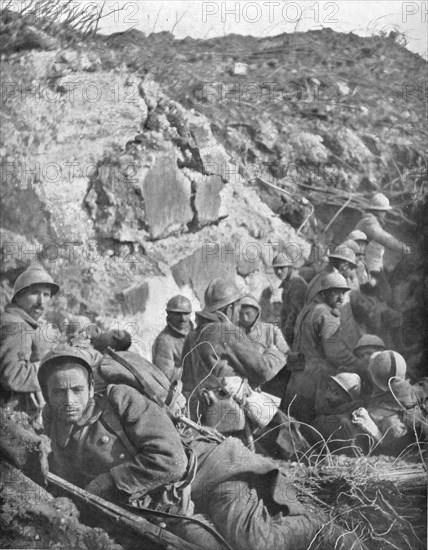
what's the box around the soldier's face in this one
[274,266,289,281]
[356,240,367,255]
[336,261,353,279]
[326,379,351,405]
[47,364,93,424]
[239,306,259,328]
[323,289,346,308]
[15,284,52,320]
[168,312,191,331]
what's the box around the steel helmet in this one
[330,373,362,400]
[38,344,93,398]
[166,295,192,313]
[317,272,350,294]
[353,334,386,353]
[202,278,244,313]
[272,253,295,268]
[240,294,261,310]
[348,230,368,243]
[328,246,357,268]
[368,350,407,392]
[338,240,360,255]
[12,263,59,301]
[367,193,392,211]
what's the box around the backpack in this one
[95,349,186,415]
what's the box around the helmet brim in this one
[328,254,357,268]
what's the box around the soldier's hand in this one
[86,472,116,499]
[352,408,382,440]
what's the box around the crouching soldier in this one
[237,295,309,459]
[310,373,376,455]
[356,350,427,454]
[152,295,193,384]
[39,344,366,550]
[0,263,59,422]
[182,278,285,436]
[347,334,386,401]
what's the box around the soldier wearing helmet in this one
[363,350,425,453]
[304,245,358,304]
[270,253,308,347]
[152,295,193,384]
[0,263,60,420]
[40,345,363,550]
[353,193,411,273]
[284,272,366,422]
[182,278,285,430]
[344,232,370,286]
[38,344,192,516]
[238,295,289,357]
[339,334,388,400]
[310,372,378,455]
[305,245,362,352]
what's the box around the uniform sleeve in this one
[152,333,175,382]
[107,384,188,498]
[0,321,41,393]
[221,329,286,385]
[317,312,365,371]
[272,326,290,357]
[359,217,407,253]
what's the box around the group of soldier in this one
[0,192,426,550]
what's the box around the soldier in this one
[305,246,362,351]
[353,193,411,273]
[182,278,285,432]
[270,253,308,346]
[152,295,193,384]
[305,245,358,304]
[238,294,289,357]
[310,373,376,455]
[284,272,365,422]
[348,334,386,401]
[362,350,426,454]
[0,263,59,420]
[39,344,365,550]
[346,231,370,286]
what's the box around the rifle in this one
[105,348,225,442]
[46,472,201,550]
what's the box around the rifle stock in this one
[46,472,201,550]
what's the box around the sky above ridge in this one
[93,0,427,59]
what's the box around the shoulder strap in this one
[106,348,167,410]
[100,390,137,458]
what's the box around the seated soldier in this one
[38,344,365,550]
[349,334,386,402]
[182,278,286,431]
[152,295,193,384]
[0,263,59,422]
[238,295,308,459]
[310,373,376,455]
[361,351,426,454]
[238,294,289,356]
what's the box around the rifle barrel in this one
[46,472,201,550]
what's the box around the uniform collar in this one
[167,320,192,337]
[4,303,40,328]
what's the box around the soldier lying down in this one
[38,344,367,550]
